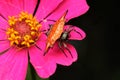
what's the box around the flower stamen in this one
[6,11,41,48]
[8,34,21,46]
[8,16,17,26]
[21,35,34,47]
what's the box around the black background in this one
[50,0,120,80]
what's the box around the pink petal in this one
[1,0,38,14]
[0,1,21,20]
[0,34,7,41]
[24,0,38,14]
[1,0,24,10]
[29,34,56,78]
[41,19,55,31]
[45,42,78,66]
[64,25,86,40]
[29,34,47,65]
[0,27,7,42]
[0,18,10,53]
[47,0,89,21]
[0,47,28,80]
[0,15,9,41]
[0,16,8,30]
[0,28,8,40]
[35,0,63,21]
[35,60,56,79]
[0,41,10,55]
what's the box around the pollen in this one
[8,34,21,46]
[8,16,17,26]
[6,11,41,48]
[21,35,34,47]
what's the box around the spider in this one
[57,25,83,58]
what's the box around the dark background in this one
[50,0,120,80]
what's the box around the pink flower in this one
[0,0,63,79]
[0,0,89,80]
[37,0,89,78]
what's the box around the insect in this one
[44,10,84,58]
[58,27,73,58]
[44,10,68,54]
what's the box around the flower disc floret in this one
[6,12,42,48]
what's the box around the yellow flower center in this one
[6,12,41,48]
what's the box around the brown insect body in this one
[45,11,68,53]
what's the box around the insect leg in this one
[69,25,83,38]
[39,8,56,23]
[65,25,83,38]
[73,29,83,38]
[39,24,52,35]
[63,42,73,58]
[58,41,68,57]
[35,44,42,51]
[46,24,53,35]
